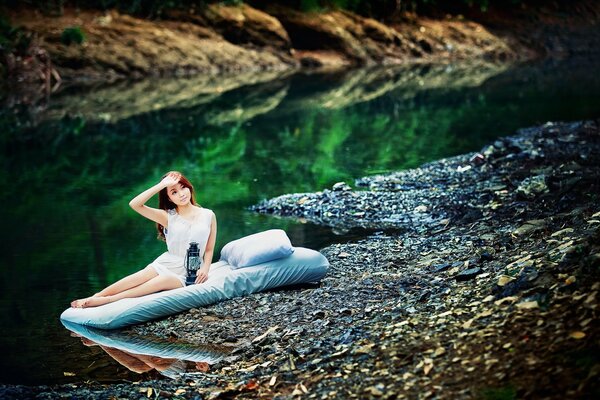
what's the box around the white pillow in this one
[220,229,295,269]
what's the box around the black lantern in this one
[185,242,201,286]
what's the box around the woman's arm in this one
[129,173,179,227]
[196,212,217,284]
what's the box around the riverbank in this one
[1,119,598,399]
[3,0,600,88]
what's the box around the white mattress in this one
[60,247,328,329]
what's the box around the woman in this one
[70,171,217,308]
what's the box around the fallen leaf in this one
[252,326,278,343]
[580,318,593,327]
[463,318,475,329]
[495,296,519,306]
[244,379,259,390]
[63,372,75,377]
[368,386,384,396]
[423,363,433,375]
[434,347,446,357]
[331,348,349,357]
[432,311,453,318]
[584,291,597,304]
[516,301,539,309]
[550,228,574,237]
[354,344,374,354]
[240,363,260,372]
[497,275,515,286]
[175,389,186,395]
[146,387,153,398]
[269,375,277,386]
[506,254,532,269]
[300,383,308,394]
[292,386,304,396]
[570,331,586,339]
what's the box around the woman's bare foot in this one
[70,296,113,308]
[70,298,91,308]
[79,296,114,308]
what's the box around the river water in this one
[1,58,599,385]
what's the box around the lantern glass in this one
[185,242,201,286]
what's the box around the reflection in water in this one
[1,58,600,385]
[11,69,294,124]
[25,62,506,125]
[280,62,508,113]
[62,321,230,379]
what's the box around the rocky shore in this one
[1,119,598,399]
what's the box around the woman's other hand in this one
[160,171,181,188]
[195,267,209,284]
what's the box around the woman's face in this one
[167,183,192,206]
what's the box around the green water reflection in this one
[1,58,599,384]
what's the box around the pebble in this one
[455,267,482,281]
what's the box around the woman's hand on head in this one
[195,268,209,285]
[160,172,181,188]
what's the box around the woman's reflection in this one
[72,332,212,378]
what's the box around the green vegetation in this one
[0,15,32,78]
[0,15,36,81]
[0,15,30,54]
[60,26,85,45]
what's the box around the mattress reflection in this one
[62,320,231,379]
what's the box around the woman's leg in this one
[80,274,182,308]
[94,266,158,297]
[71,266,158,308]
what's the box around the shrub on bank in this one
[60,26,85,45]
[0,15,31,55]
[0,15,32,81]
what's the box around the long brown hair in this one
[156,171,198,241]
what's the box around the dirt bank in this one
[3,1,600,87]
[1,120,598,399]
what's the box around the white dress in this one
[149,207,214,287]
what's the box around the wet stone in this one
[455,267,482,281]
[516,175,549,199]
[433,263,452,272]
